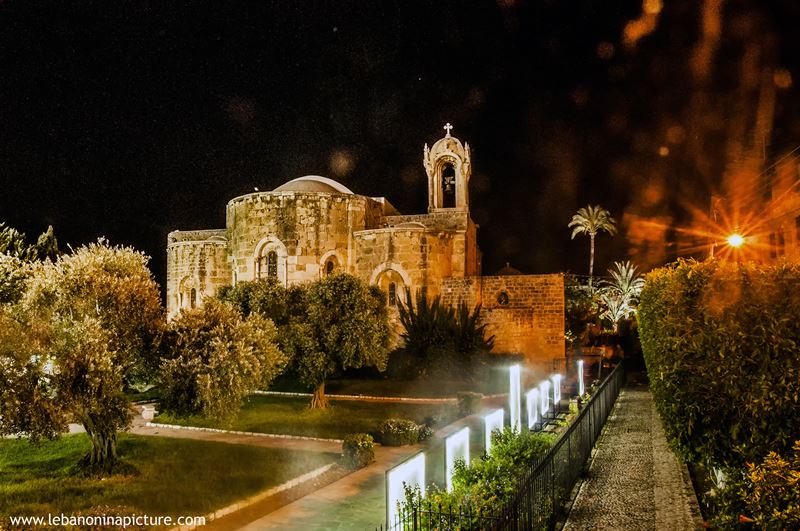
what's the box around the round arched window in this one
[497,291,509,306]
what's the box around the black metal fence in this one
[380,363,626,531]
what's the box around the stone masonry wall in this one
[166,238,230,317]
[440,274,565,368]
[226,191,383,283]
[353,227,459,297]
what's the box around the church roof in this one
[272,175,354,194]
[495,262,523,276]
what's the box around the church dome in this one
[272,175,354,194]
[495,262,523,276]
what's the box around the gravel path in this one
[563,383,704,531]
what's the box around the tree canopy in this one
[160,299,287,421]
[0,240,162,471]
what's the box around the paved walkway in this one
[563,382,703,531]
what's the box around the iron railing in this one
[379,362,626,531]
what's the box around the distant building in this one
[167,125,564,366]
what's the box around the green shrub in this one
[396,294,494,380]
[379,419,421,446]
[739,440,800,527]
[417,424,433,443]
[638,260,800,469]
[342,433,375,469]
[456,392,483,416]
[402,427,555,521]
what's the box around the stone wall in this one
[225,191,383,283]
[384,211,470,231]
[166,236,231,317]
[352,227,458,298]
[440,274,565,368]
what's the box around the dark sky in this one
[2,0,800,291]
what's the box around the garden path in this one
[562,380,704,531]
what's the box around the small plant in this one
[417,424,433,443]
[456,392,483,416]
[378,419,421,446]
[342,433,375,469]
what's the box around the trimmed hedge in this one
[342,433,375,469]
[638,260,800,469]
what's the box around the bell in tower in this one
[423,123,472,212]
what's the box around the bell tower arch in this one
[423,123,472,212]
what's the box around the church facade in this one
[167,126,564,365]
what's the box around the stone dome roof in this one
[495,262,523,276]
[272,175,354,194]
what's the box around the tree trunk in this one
[81,417,118,472]
[309,381,330,409]
[588,233,596,287]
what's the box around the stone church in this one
[167,125,564,366]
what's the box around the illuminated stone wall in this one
[225,191,385,284]
[440,274,565,367]
[166,230,230,319]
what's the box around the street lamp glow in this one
[577,359,585,396]
[727,233,744,248]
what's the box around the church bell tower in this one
[423,123,472,213]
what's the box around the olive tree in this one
[159,299,287,421]
[291,274,390,409]
[0,240,162,471]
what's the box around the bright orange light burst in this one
[727,233,744,248]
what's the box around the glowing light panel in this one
[509,364,521,432]
[551,374,563,409]
[539,380,551,416]
[526,388,540,429]
[386,452,425,528]
[484,409,504,452]
[445,427,470,492]
[577,360,585,396]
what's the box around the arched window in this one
[267,251,278,278]
[326,259,335,277]
[257,250,279,279]
[388,282,397,306]
[442,163,456,208]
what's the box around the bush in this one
[402,427,555,521]
[638,260,800,469]
[396,294,493,380]
[378,419,421,446]
[342,433,375,469]
[456,392,483,417]
[417,424,433,443]
[739,440,800,527]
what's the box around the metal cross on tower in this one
[443,122,453,137]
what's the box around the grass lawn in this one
[155,395,457,440]
[0,434,337,519]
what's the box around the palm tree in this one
[568,205,618,286]
[602,261,645,302]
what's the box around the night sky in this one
[3,0,800,292]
